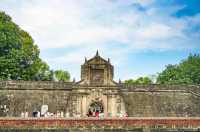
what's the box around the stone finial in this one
[96,50,99,56]
[85,57,87,63]
[73,78,76,83]
[119,78,121,84]
[108,58,110,63]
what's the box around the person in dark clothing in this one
[87,109,93,117]
[32,111,38,117]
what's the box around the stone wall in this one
[120,84,200,117]
[122,91,200,117]
[0,90,72,117]
[0,118,200,132]
[0,81,73,117]
[0,81,73,90]
[0,81,200,117]
[0,128,199,132]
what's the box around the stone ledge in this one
[0,118,200,128]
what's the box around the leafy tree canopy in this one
[157,54,200,84]
[124,76,153,85]
[54,70,70,82]
[0,11,53,81]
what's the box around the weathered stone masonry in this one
[0,52,200,118]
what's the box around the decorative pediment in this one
[79,51,116,85]
[86,51,109,65]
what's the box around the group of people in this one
[86,110,128,118]
[21,111,70,118]
[20,110,128,118]
[87,109,102,117]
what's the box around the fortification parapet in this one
[120,83,200,93]
[0,81,73,90]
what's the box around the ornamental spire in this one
[73,77,76,83]
[96,50,99,56]
[119,78,121,84]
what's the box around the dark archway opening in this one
[87,101,104,117]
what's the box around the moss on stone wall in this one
[0,90,72,117]
[122,91,200,117]
[0,81,200,117]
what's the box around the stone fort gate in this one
[72,51,125,117]
[0,51,199,117]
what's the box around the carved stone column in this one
[111,95,116,117]
[82,95,87,117]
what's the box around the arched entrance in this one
[87,101,104,117]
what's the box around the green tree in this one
[157,54,200,84]
[0,11,53,81]
[124,76,153,84]
[54,70,70,82]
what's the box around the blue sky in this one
[0,0,200,81]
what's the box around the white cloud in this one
[134,0,154,6]
[135,23,184,40]
[1,0,195,50]
[0,0,199,80]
